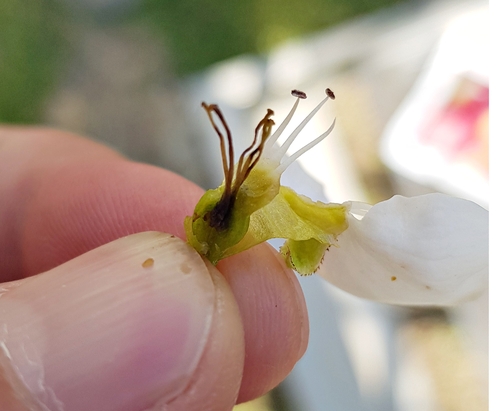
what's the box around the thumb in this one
[0,232,244,411]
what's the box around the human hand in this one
[0,127,309,411]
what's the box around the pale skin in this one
[0,127,309,411]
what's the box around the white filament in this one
[265,97,301,151]
[271,95,331,162]
[276,119,336,174]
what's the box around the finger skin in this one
[0,127,309,404]
[0,233,245,411]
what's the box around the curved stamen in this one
[265,90,307,153]
[273,91,333,162]
[276,118,336,174]
[237,109,274,179]
[234,112,275,189]
[202,103,235,194]
[245,118,274,173]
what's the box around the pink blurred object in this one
[380,8,489,206]
[420,78,489,173]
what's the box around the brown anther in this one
[291,89,307,99]
[325,88,335,99]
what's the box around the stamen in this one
[237,109,274,178]
[273,94,331,162]
[201,104,274,231]
[234,111,274,188]
[265,90,307,151]
[277,119,336,174]
[202,103,235,194]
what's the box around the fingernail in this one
[0,232,216,411]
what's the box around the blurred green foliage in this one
[1,0,404,123]
[0,0,68,123]
[139,0,404,74]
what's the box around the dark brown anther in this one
[291,89,307,99]
[325,88,335,100]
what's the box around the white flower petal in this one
[318,193,488,305]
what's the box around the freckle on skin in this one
[425,285,431,290]
[142,258,154,268]
[391,276,397,281]
[180,261,192,274]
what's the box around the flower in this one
[185,90,488,305]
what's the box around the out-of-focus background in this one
[1,0,489,410]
